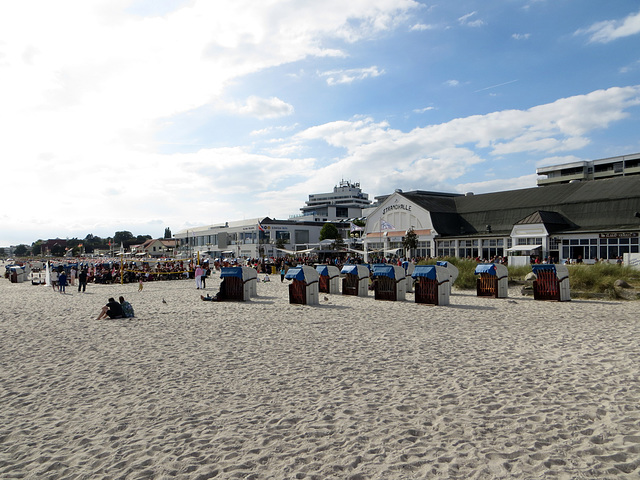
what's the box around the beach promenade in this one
[1,273,639,479]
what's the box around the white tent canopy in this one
[506,245,542,252]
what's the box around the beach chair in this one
[474,263,509,298]
[241,266,258,297]
[532,264,570,301]
[219,267,250,301]
[340,264,370,297]
[411,265,450,306]
[285,265,319,305]
[402,261,415,292]
[315,265,341,294]
[436,261,458,295]
[372,264,406,301]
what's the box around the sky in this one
[2,0,640,247]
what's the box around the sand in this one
[1,269,640,479]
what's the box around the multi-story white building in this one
[536,152,640,186]
[293,180,371,222]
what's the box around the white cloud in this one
[512,33,530,40]
[535,155,585,168]
[445,80,460,87]
[321,66,385,86]
[0,0,421,244]
[290,86,640,194]
[576,8,640,43]
[238,96,294,119]
[410,23,435,31]
[455,174,539,195]
[458,11,485,27]
[1,1,639,247]
[413,106,435,113]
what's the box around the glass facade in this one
[561,236,639,261]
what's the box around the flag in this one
[257,222,265,232]
[350,222,364,232]
[380,219,395,230]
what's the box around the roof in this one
[398,175,640,237]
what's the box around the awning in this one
[284,267,305,280]
[341,264,361,275]
[220,267,243,278]
[411,265,437,280]
[315,265,329,276]
[475,263,497,275]
[531,264,557,275]
[506,245,542,252]
[372,264,395,279]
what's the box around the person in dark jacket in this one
[96,297,124,320]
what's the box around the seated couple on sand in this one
[97,297,135,320]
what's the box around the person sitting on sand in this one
[96,297,124,320]
[200,279,227,301]
[119,296,134,318]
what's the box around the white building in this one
[362,175,640,264]
[174,217,350,259]
[537,152,640,186]
[293,180,371,222]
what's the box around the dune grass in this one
[419,257,640,299]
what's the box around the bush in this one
[567,263,638,296]
[416,259,640,298]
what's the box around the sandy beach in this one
[1,270,640,479]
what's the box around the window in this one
[275,231,290,241]
[416,241,431,258]
[295,230,309,245]
[437,240,456,257]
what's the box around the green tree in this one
[114,231,134,247]
[402,228,418,257]
[164,227,172,239]
[275,237,287,250]
[135,234,152,245]
[319,223,340,241]
[31,240,43,256]
[51,244,65,257]
[14,244,28,256]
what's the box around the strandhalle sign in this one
[382,204,412,215]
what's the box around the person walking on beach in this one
[51,269,59,291]
[78,268,88,292]
[201,265,208,289]
[280,266,286,282]
[70,266,76,286]
[58,270,67,294]
[195,264,203,289]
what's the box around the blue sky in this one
[2,0,640,246]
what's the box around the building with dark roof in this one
[363,175,640,263]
